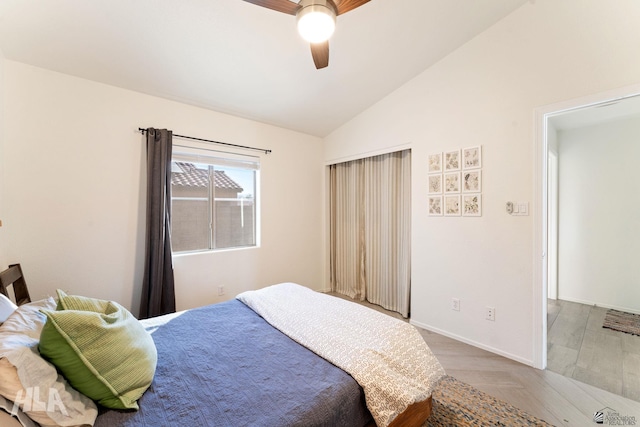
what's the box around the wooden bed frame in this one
[390,397,433,426]
[0,264,31,306]
[365,398,432,426]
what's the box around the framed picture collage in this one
[428,146,482,216]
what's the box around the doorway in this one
[535,85,640,400]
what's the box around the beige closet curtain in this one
[329,150,411,317]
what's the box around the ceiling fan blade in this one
[310,41,329,69]
[333,0,370,15]
[242,0,301,15]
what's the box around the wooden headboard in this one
[0,264,31,306]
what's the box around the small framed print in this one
[444,195,461,216]
[428,153,442,173]
[445,149,461,171]
[463,146,482,169]
[428,174,442,194]
[462,170,481,193]
[462,194,482,216]
[428,196,443,216]
[444,172,460,193]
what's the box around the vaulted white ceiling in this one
[0,0,528,137]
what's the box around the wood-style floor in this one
[547,298,640,401]
[329,293,640,426]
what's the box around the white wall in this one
[558,116,640,314]
[324,0,640,365]
[2,61,324,315]
[0,48,6,267]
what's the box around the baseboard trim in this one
[557,296,640,315]
[410,319,535,368]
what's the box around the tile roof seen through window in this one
[171,162,243,191]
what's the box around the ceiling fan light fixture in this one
[296,0,336,44]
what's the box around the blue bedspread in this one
[94,299,372,427]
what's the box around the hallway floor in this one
[547,299,640,402]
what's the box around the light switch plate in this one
[519,203,528,215]
[508,201,529,216]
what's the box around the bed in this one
[0,280,444,427]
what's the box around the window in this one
[170,151,259,253]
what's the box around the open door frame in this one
[532,83,640,369]
[547,151,558,301]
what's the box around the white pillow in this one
[0,298,97,427]
[0,294,18,323]
[0,394,38,427]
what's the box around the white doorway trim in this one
[547,151,558,301]
[533,83,640,370]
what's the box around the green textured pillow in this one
[38,290,157,410]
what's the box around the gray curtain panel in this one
[139,128,176,319]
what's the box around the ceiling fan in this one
[242,0,370,69]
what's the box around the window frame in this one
[170,148,260,254]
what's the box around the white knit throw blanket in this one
[237,283,445,427]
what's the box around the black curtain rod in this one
[138,128,272,154]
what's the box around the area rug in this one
[603,309,640,336]
[426,375,552,426]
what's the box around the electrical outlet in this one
[451,298,460,311]
[218,286,225,296]
[486,306,495,321]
